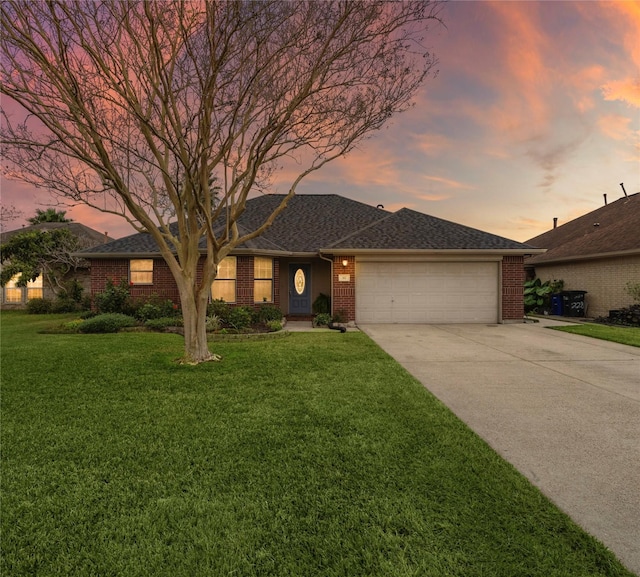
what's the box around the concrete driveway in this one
[360,319,640,575]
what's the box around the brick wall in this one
[332,255,356,321]
[501,256,525,321]
[532,255,640,318]
[90,255,281,311]
[90,258,181,305]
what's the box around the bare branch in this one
[1,0,444,362]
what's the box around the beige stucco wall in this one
[533,254,640,318]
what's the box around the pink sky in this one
[1,0,639,243]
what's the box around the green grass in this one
[1,311,634,577]
[550,322,640,347]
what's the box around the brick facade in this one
[90,256,281,311]
[90,254,526,322]
[501,255,526,321]
[532,255,640,318]
[332,256,356,322]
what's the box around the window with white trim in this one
[254,257,273,303]
[130,259,153,284]
[212,257,236,303]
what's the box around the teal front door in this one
[289,264,311,314]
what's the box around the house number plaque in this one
[294,268,306,295]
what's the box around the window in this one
[4,274,23,303]
[26,275,43,300]
[254,257,273,303]
[130,259,153,284]
[212,257,236,303]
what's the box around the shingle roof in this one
[328,208,533,250]
[1,222,113,247]
[79,194,535,256]
[525,193,640,265]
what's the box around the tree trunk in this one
[177,281,220,364]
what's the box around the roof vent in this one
[553,217,558,229]
[376,204,384,209]
[620,182,628,197]
[593,222,600,227]
[603,193,607,205]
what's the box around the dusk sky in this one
[1,0,639,243]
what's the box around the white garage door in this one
[356,261,499,323]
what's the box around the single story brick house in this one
[525,192,640,318]
[80,194,542,324]
[1,222,112,309]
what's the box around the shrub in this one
[133,294,179,321]
[227,306,252,330]
[94,278,131,314]
[313,313,332,327]
[135,302,164,321]
[524,278,553,313]
[332,310,347,323]
[79,313,137,333]
[207,299,231,324]
[312,293,331,314]
[61,319,84,333]
[80,310,97,320]
[145,316,184,331]
[266,320,282,332]
[51,299,81,313]
[206,314,222,332]
[254,304,283,324]
[26,298,53,314]
[60,279,85,303]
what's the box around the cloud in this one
[602,78,640,108]
[412,132,453,157]
[598,114,633,141]
[422,175,473,191]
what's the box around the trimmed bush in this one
[254,304,283,324]
[227,306,252,330]
[61,319,84,333]
[266,320,282,332]
[26,298,53,314]
[79,313,137,334]
[207,299,231,324]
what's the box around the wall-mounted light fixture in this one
[342,259,348,267]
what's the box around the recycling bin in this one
[561,291,587,317]
[551,294,563,316]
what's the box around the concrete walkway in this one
[360,319,640,575]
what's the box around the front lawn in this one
[550,323,640,347]
[1,312,633,577]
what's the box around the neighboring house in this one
[0,222,113,309]
[80,194,542,324]
[525,192,640,318]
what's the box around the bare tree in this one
[0,204,23,230]
[0,0,443,363]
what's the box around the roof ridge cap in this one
[323,209,397,249]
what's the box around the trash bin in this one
[551,294,563,316]
[561,291,587,317]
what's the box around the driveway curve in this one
[360,319,640,575]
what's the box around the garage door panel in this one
[356,261,499,324]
